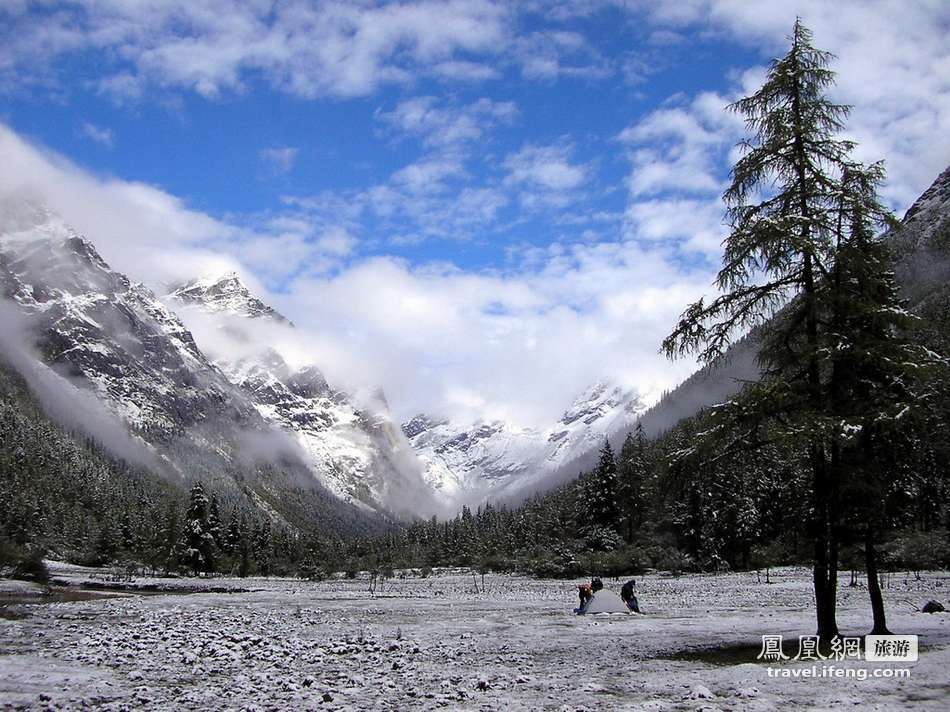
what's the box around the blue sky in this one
[1,1,949,425]
[4,4,755,271]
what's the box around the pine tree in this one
[158,500,182,574]
[661,19,933,640]
[180,482,216,576]
[237,515,252,578]
[457,505,480,565]
[617,425,647,540]
[828,164,945,633]
[207,495,223,551]
[579,439,621,547]
[222,512,240,558]
[253,518,271,576]
[91,518,121,566]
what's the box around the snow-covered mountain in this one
[0,199,253,438]
[892,164,950,307]
[168,272,436,515]
[404,382,647,501]
[0,197,430,528]
[171,271,291,323]
[4,196,624,515]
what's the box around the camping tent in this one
[581,590,630,614]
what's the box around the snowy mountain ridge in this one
[404,381,647,501]
[0,198,250,438]
[170,271,291,324]
[0,200,432,524]
[168,272,436,514]
[170,271,651,507]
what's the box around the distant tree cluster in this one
[0,363,327,578]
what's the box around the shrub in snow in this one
[11,549,49,584]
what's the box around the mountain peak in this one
[558,381,642,427]
[902,164,950,224]
[170,272,291,324]
[0,192,57,232]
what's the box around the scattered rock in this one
[686,684,716,700]
[922,600,945,613]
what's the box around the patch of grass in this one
[664,643,787,666]
[0,605,31,620]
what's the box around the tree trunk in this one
[865,526,891,635]
[812,445,840,642]
[788,34,840,643]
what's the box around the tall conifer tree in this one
[661,19,937,639]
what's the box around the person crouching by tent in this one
[576,582,593,613]
[575,578,632,614]
[621,579,641,613]
[574,578,604,614]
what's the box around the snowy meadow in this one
[2,565,949,710]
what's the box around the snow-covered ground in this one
[2,566,949,710]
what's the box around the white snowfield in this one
[1,566,949,710]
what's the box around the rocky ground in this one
[1,564,949,710]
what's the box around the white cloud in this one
[259,147,299,176]
[634,0,950,210]
[503,144,590,210]
[513,29,612,81]
[618,92,741,197]
[390,158,467,195]
[1,0,513,99]
[376,96,518,148]
[279,243,706,426]
[291,179,511,245]
[430,60,500,82]
[314,225,357,258]
[0,121,706,428]
[624,197,725,256]
[78,121,113,147]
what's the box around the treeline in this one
[339,411,949,580]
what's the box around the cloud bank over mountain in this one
[1,0,947,428]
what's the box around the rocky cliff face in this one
[168,273,436,516]
[0,200,252,438]
[892,164,950,307]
